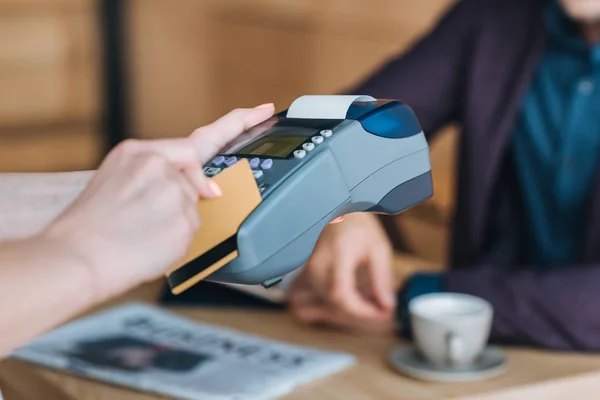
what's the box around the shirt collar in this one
[545,1,600,64]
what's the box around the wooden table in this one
[3,254,600,400]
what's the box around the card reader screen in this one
[222,116,316,158]
[237,136,306,158]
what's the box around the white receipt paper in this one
[286,95,376,119]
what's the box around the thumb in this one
[330,252,383,319]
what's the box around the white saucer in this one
[388,344,506,382]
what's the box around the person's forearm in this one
[0,171,93,242]
[398,265,600,350]
[0,236,97,356]
[419,264,600,351]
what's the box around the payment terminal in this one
[169,95,433,290]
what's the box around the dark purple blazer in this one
[353,0,600,351]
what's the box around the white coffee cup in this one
[409,293,493,367]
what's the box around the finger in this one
[190,104,276,163]
[366,245,396,311]
[136,139,222,199]
[183,199,201,233]
[304,254,333,299]
[176,181,202,236]
[182,167,222,199]
[329,253,383,319]
[167,167,198,203]
[302,226,340,297]
[287,269,324,306]
[163,167,201,232]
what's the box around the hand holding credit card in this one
[165,159,262,295]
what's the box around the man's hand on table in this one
[287,213,400,334]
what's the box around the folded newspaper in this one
[11,303,356,400]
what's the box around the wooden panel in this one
[205,0,317,118]
[126,0,317,139]
[0,126,102,172]
[0,8,101,128]
[64,4,101,61]
[126,0,212,139]
[127,0,458,140]
[311,34,402,94]
[205,15,316,120]
[0,0,102,173]
[317,0,455,31]
[207,0,316,27]
[0,0,92,11]
[0,12,67,63]
[312,0,456,93]
[0,61,99,129]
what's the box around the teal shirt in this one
[512,3,600,267]
[398,2,600,333]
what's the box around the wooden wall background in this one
[125,0,456,137]
[0,0,458,263]
[0,0,103,172]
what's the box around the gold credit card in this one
[165,159,262,294]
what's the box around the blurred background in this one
[1,0,458,266]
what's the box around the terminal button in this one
[320,129,333,138]
[252,170,264,179]
[311,135,324,144]
[249,157,260,169]
[302,142,315,152]
[203,167,221,177]
[212,156,225,166]
[224,156,238,167]
[294,149,306,159]
[261,159,273,170]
